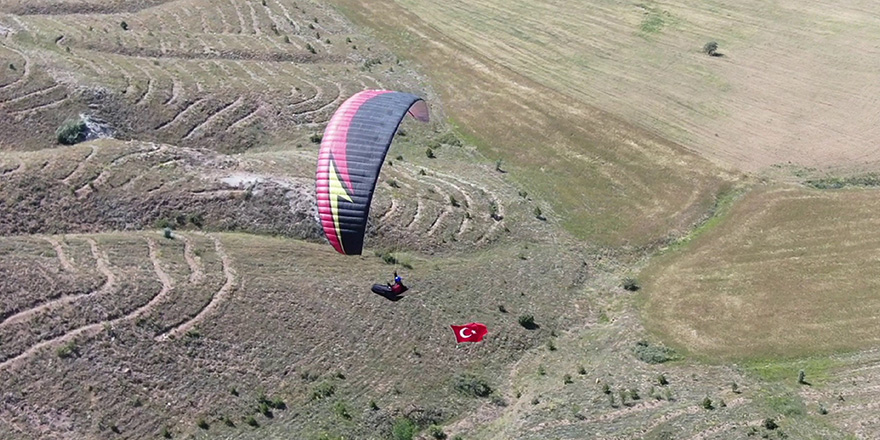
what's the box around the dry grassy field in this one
[642,184,880,359]
[3,0,880,439]
[336,0,880,172]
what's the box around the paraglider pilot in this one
[389,271,405,294]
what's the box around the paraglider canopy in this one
[315,90,429,255]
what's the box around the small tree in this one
[120,21,129,31]
[518,314,536,329]
[56,117,87,145]
[426,148,436,159]
[703,41,719,56]
[798,369,807,385]
[701,396,713,410]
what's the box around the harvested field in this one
[642,185,880,358]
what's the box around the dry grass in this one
[332,0,732,249]
[337,0,880,173]
[642,185,880,359]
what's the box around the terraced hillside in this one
[0,0,426,151]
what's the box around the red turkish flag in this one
[450,323,488,343]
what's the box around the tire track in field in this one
[180,234,204,284]
[156,233,235,341]
[0,238,110,328]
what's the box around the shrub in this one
[197,418,209,429]
[9,63,15,70]
[311,382,336,400]
[369,400,379,410]
[56,118,87,145]
[120,21,129,30]
[535,206,548,221]
[310,133,322,143]
[426,148,436,158]
[245,416,258,427]
[818,404,828,415]
[633,340,676,364]
[428,425,447,439]
[703,41,718,56]
[701,396,713,410]
[537,365,546,376]
[578,366,587,375]
[547,340,556,351]
[57,340,78,358]
[333,401,351,419]
[495,159,504,172]
[630,388,640,400]
[283,35,291,43]
[602,383,611,394]
[164,227,174,239]
[798,369,806,384]
[498,304,507,313]
[449,195,460,207]
[391,418,417,440]
[518,314,536,329]
[622,278,640,291]
[762,418,778,430]
[161,427,171,438]
[454,373,492,397]
[563,374,573,384]
[658,374,669,386]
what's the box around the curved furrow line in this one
[213,0,239,34]
[60,145,97,185]
[78,145,164,192]
[127,237,174,323]
[405,199,424,230]
[0,239,117,371]
[156,233,235,341]
[274,0,300,33]
[154,98,208,130]
[377,198,399,224]
[147,177,190,195]
[164,70,183,105]
[8,94,69,118]
[182,96,243,140]
[0,83,61,107]
[253,62,279,79]
[0,239,111,328]
[212,61,248,89]
[43,236,75,273]
[173,62,204,93]
[419,176,474,236]
[233,60,270,87]
[261,0,287,34]
[180,234,205,284]
[247,1,262,36]
[197,0,228,33]
[228,0,250,35]
[0,46,31,92]
[291,82,342,120]
[190,189,247,200]
[132,63,156,106]
[102,58,136,100]
[0,158,25,176]
[286,74,326,111]
[228,103,264,130]
[426,189,454,236]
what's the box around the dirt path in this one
[156,233,235,340]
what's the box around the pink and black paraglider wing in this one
[315,90,429,255]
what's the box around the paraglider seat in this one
[372,283,408,301]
